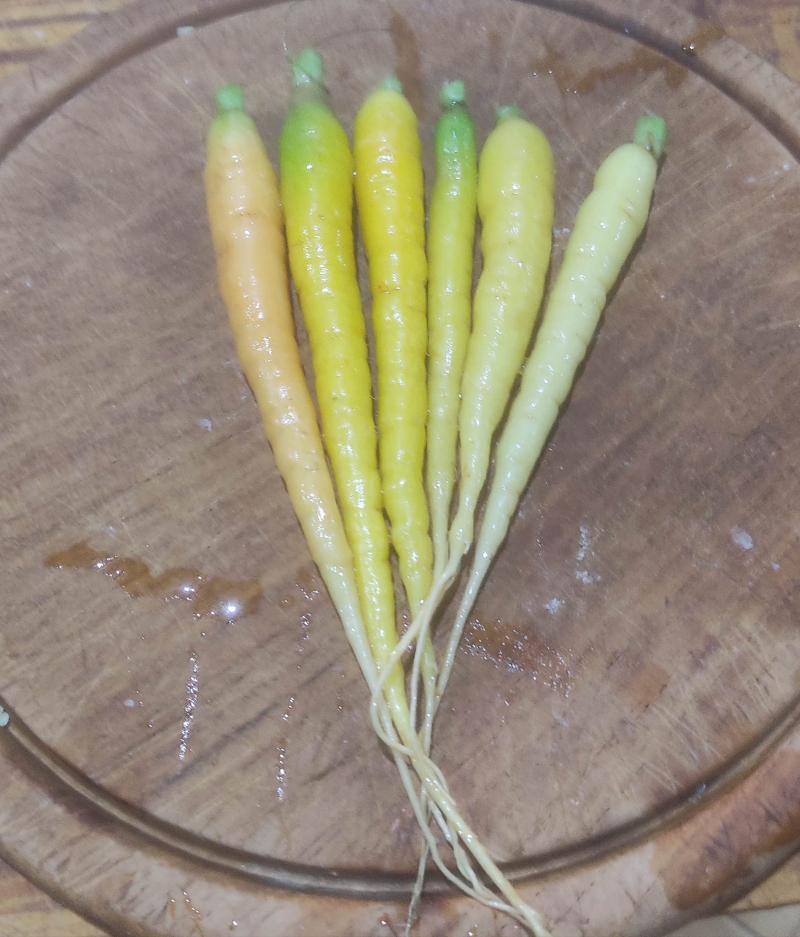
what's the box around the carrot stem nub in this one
[495,104,522,123]
[378,74,403,93]
[440,79,466,108]
[633,114,667,163]
[291,48,325,89]
[216,83,244,114]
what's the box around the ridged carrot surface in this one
[354,76,432,612]
[279,51,406,716]
[426,80,478,582]
[449,106,554,561]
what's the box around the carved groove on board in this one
[3,683,800,895]
[1,0,800,159]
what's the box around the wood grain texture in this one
[0,0,124,82]
[0,857,106,936]
[732,855,800,912]
[2,0,800,934]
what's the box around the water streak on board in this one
[297,612,311,659]
[462,618,574,695]
[276,695,296,803]
[275,577,317,802]
[389,10,424,116]
[530,22,724,95]
[179,652,199,761]
[531,42,686,93]
[295,567,320,601]
[45,542,262,623]
[182,890,206,937]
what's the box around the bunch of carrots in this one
[204,50,666,936]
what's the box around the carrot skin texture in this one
[279,55,406,713]
[439,125,663,696]
[354,80,432,611]
[426,81,478,581]
[449,111,555,561]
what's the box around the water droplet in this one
[178,653,199,761]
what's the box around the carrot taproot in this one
[437,115,667,701]
[449,104,554,563]
[279,50,409,726]
[391,104,554,744]
[353,74,439,746]
[205,84,367,636]
[406,81,478,925]
[353,75,432,608]
[426,79,478,584]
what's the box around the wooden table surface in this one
[2,0,800,934]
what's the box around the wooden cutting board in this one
[2,0,800,934]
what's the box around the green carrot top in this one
[216,83,244,114]
[495,104,522,124]
[440,79,466,108]
[377,74,403,94]
[633,114,667,163]
[289,48,330,107]
[292,47,324,87]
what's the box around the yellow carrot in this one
[393,105,555,739]
[279,50,407,723]
[354,74,439,749]
[426,80,478,583]
[406,80,478,925]
[354,75,432,611]
[449,105,554,562]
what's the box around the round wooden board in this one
[2,0,800,934]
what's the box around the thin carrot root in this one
[414,82,478,921]
[366,555,553,935]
